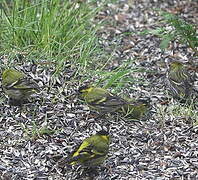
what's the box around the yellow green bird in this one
[78,85,128,114]
[120,98,151,120]
[67,130,110,167]
[2,69,40,102]
[166,60,194,100]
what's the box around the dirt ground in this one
[0,0,197,179]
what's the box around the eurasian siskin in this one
[78,85,128,114]
[2,69,40,102]
[166,60,194,100]
[120,98,151,120]
[67,130,110,167]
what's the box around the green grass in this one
[0,0,143,91]
[22,121,58,140]
[156,102,198,128]
[0,0,145,93]
[0,0,101,70]
[79,57,146,93]
[141,10,198,56]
